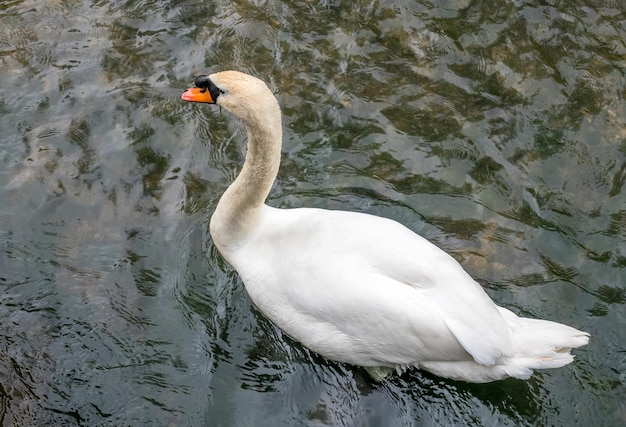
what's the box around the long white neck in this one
[209,103,282,254]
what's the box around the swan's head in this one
[181,71,280,128]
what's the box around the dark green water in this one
[1,0,625,425]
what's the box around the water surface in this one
[1,0,625,425]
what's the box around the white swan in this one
[181,71,589,383]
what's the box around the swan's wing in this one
[340,209,515,365]
[234,206,514,366]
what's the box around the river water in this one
[1,0,625,425]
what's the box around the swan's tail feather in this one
[493,307,588,381]
[499,308,589,371]
[417,309,589,383]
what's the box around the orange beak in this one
[181,87,216,103]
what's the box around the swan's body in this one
[182,71,589,383]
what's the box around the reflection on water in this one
[1,0,625,425]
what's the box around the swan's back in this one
[229,207,520,375]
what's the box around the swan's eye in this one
[194,75,224,101]
[194,75,211,91]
